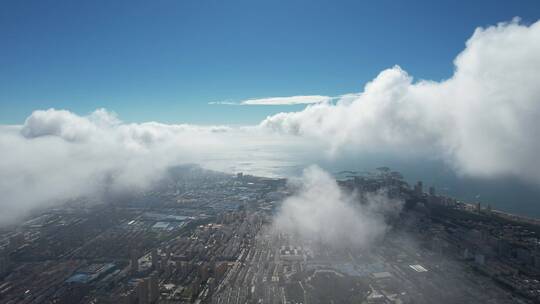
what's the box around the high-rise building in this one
[0,251,10,275]
[151,249,159,270]
[414,181,423,197]
[149,273,159,303]
[199,263,209,282]
[131,250,139,275]
[8,233,24,251]
[116,291,136,304]
[137,279,149,304]
[474,253,485,266]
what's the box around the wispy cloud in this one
[241,95,331,105]
[208,100,240,105]
[209,95,332,106]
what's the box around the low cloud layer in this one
[261,19,540,184]
[272,166,402,249]
[0,108,314,225]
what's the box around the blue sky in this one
[1,0,539,125]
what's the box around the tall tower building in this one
[414,181,423,197]
[131,250,139,275]
[0,251,10,275]
[149,273,160,303]
[151,248,159,270]
[137,279,149,304]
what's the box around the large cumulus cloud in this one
[261,19,540,184]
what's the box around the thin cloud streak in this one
[242,95,331,105]
[209,95,334,106]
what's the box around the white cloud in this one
[242,95,331,105]
[272,166,402,249]
[209,95,332,106]
[0,108,318,225]
[208,100,240,105]
[261,19,540,184]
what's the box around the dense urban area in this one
[1,165,540,303]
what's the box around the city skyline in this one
[2,2,540,302]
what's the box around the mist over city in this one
[1,1,540,303]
